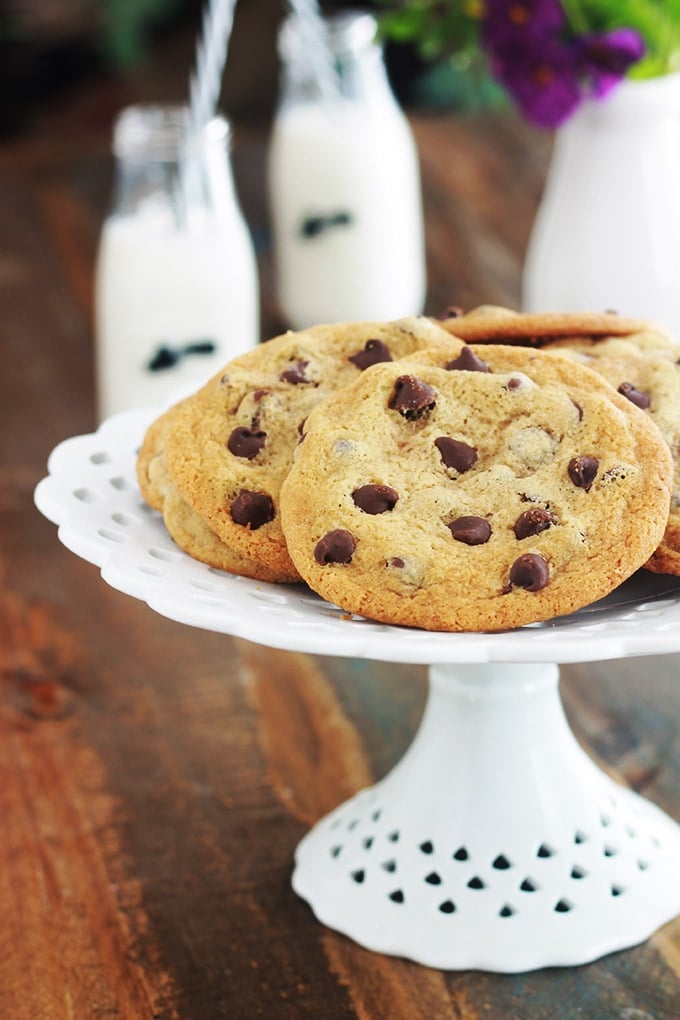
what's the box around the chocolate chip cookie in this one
[538,331,680,575]
[280,344,672,631]
[161,318,462,581]
[437,305,660,345]
[137,399,186,513]
[137,400,286,580]
[151,452,288,581]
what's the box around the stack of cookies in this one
[137,317,462,584]
[137,310,676,632]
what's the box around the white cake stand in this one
[35,407,680,973]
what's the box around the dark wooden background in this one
[1,22,679,1020]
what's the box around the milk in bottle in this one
[95,106,259,420]
[268,11,426,329]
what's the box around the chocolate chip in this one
[389,556,405,568]
[448,516,492,545]
[506,377,523,390]
[348,338,393,369]
[435,437,477,473]
[352,484,399,514]
[618,381,651,409]
[280,360,310,384]
[445,347,491,373]
[388,375,437,420]
[568,455,599,491]
[252,388,271,402]
[571,399,584,421]
[509,553,549,591]
[230,490,275,530]
[314,529,356,565]
[514,508,556,539]
[227,427,267,459]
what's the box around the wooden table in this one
[2,74,679,1018]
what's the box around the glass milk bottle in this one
[268,10,426,329]
[95,105,259,421]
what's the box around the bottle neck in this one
[277,12,397,111]
[283,46,395,107]
[109,106,237,223]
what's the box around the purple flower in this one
[580,28,646,98]
[482,3,646,128]
[482,0,565,46]
[491,39,583,128]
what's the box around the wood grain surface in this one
[1,59,679,1020]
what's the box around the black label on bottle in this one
[147,340,217,372]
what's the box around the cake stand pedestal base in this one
[292,662,680,972]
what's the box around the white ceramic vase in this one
[522,72,680,339]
